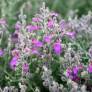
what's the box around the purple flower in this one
[66,68,73,79]
[65,31,76,39]
[11,33,18,43]
[0,49,4,57]
[32,38,43,47]
[32,17,41,22]
[0,19,7,25]
[66,65,83,81]
[15,21,22,31]
[66,67,79,80]
[26,25,40,32]
[47,20,54,28]
[36,41,43,47]
[53,42,62,55]
[31,48,39,55]
[22,63,29,73]
[44,35,52,43]
[10,56,18,70]
[87,63,92,73]
[73,66,79,75]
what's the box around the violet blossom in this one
[15,21,22,31]
[31,48,39,55]
[53,42,62,55]
[47,20,54,28]
[66,67,79,80]
[31,38,43,47]
[9,56,18,70]
[22,63,29,73]
[26,25,40,32]
[44,35,52,43]
[66,68,73,79]
[72,66,79,76]
[11,33,19,43]
[36,41,43,47]
[0,49,4,57]
[60,20,68,30]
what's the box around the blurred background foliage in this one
[0,0,92,22]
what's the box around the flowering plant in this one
[0,2,92,92]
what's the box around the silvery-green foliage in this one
[34,87,40,92]
[19,83,27,92]
[0,86,18,92]
[69,11,92,39]
[42,66,53,87]
[42,66,63,92]
[65,79,88,92]
[60,42,83,69]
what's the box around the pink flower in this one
[32,17,41,22]
[47,20,54,28]
[10,56,18,70]
[53,42,62,55]
[22,63,29,73]
[26,25,40,32]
